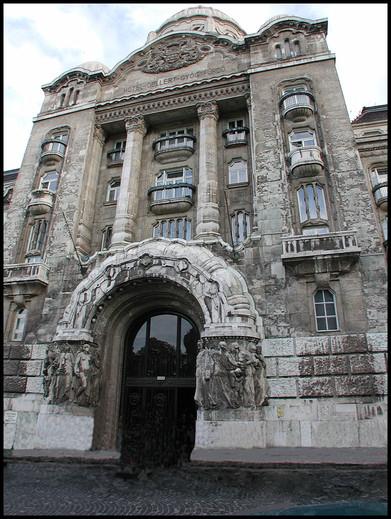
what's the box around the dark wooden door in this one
[122,313,198,467]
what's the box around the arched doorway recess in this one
[121,309,199,467]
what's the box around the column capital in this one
[196,100,219,121]
[125,115,146,135]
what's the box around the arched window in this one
[231,210,250,245]
[101,226,112,250]
[297,183,329,235]
[313,289,338,331]
[12,308,28,341]
[106,179,120,202]
[275,44,283,59]
[40,171,59,192]
[284,38,291,57]
[59,93,66,108]
[26,219,48,254]
[228,159,248,185]
[292,40,301,57]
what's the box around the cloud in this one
[4,3,387,170]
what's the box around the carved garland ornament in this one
[138,38,212,73]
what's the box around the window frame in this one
[39,170,59,192]
[313,289,339,332]
[11,308,28,342]
[289,129,317,151]
[153,218,192,240]
[101,226,113,250]
[228,158,248,186]
[231,210,250,246]
[106,178,121,203]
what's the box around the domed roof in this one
[150,5,246,41]
[158,6,243,30]
[76,61,110,74]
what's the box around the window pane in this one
[314,290,324,303]
[153,224,160,238]
[185,220,191,240]
[297,187,307,222]
[177,219,184,239]
[325,303,336,316]
[323,290,334,302]
[316,317,327,331]
[315,303,325,316]
[169,220,176,239]
[306,185,317,219]
[316,185,327,219]
[161,221,167,237]
[327,317,338,330]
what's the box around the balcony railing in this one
[222,127,249,147]
[281,231,361,260]
[153,135,196,163]
[107,149,125,166]
[4,262,50,286]
[27,189,55,216]
[280,92,314,121]
[289,146,324,177]
[40,139,66,163]
[148,183,195,215]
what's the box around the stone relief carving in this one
[194,339,268,410]
[43,341,101,407]
[139,38,211,73]
[196,100,219,120]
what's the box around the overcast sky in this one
[4,3,387,171]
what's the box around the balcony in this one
[4,262,50,296]
[280,92,314,122]
[107,149,125,167]
[153,135,195,164]
[289,146,324,177]
[222,127,249,147]
[281,231,361,276]
[148,183,195,215]
[27,189,55,216]
[40,139,66,164]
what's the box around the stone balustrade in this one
[4,262,50,286]
[289,146,324,177]
[281,231,361,260]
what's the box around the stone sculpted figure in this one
[194,340,215,409]
[54,343,75,403]
[253,344,268,407]
[73,343,101,406]
[44,347,60,403]
[238,349,256,408]
[209,341,241,409]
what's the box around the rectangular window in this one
[101,226,112,250]
[153,218,192,240]
[314,290,339,331]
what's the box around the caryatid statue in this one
[194,340,215,409]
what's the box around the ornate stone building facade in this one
[4,7,387,463]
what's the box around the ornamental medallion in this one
[139,38,211,73]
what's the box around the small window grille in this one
[153,218,192,240]
[231,211,250,245]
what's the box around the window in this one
[231,210,250,245]
[26,219,48,253]
[284,39,291,58]
[297,183,329,234]
[153,167,193,201]
[228,159,248,185]
[73,90,80,104]
[108,140,126,162]
[292,40,301,57]
[52,132,68,143]
[153,218,192,240]
[224,120,248,145]
[289,130,317,150]
[156,128,194,151]
[106,179,120,202]
[314,289,339,331]
[370,166,387,188]
[12,308,28,341]
[282,84,308,96]
[381,216,388,242]
[40,171,59,192]
[275,44,283,59]
[101,226,112,250]
[59,93,66,108]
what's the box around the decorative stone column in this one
[76,125,105,255]
[111,115,146,248]
[246,95,258,233]
[195,101,220,240]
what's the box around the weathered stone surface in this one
[4,376,27,393]
[335,375,377,396]
[298,357,314,376]
[297,377,335,397]
[358,418,387,447]
[311,421,360,447]
[277,357,299,376]
[4,360,20,376]
[268,378,297,397]
[313,355,349,375]
[9,344,32,360]
[13,411,38,449]
[31,344,49,360]
[366,333,388,352]
[329,334,367,354]
[262,338,294,357]
[265,420,301,447]
[26,377,45,394]
[295,337,330,356]
[18,360,43,377]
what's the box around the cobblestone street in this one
[4,461,387,516]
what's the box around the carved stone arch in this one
[54,238,263,343]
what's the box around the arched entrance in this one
[121,309,199,467]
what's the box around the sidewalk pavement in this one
[4,446,387,467]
